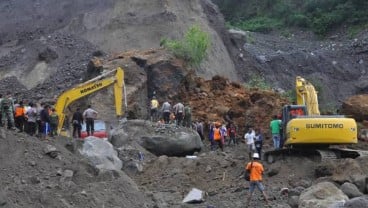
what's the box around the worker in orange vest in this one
[14,101,26,132]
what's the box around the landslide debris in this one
[0,129,153,208]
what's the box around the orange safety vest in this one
[15,106,25,117]
[213,128,221,141]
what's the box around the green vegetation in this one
[320,102,339,115]
[282,90,296,103]
[212,0,368,36]
[244,74,271,90]
[233,17,282,33]
[161,25,210,67]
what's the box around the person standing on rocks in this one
[244,127,255,160]
[220,124,227,145]
[227,123,238,146]
[72,108,83,138]
[49,108,59,137]
[270,115,282,149]
[173,102,184,126]
[25,102,37,136]
[150,96,159,122]
[213,122,223,151]
[40,105,51,140]
[195,120,204,141]
[83,105,98,136]
[183,103,192,128]
[36,102,44,137]
[161,101,171,124]
[1,92,16,130]
[254,128,264,160]
[246,152,270,207]
[14,100,26,132]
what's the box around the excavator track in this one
[315,149,338,162]
[264,148,368,164]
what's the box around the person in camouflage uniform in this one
[1,92,15,129]
[49,108,59,137]
[183,103,192,128]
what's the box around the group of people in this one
[244,115,283,207]
[203,116,282,207]
[150,96,192,128]
[207,121,239,151]
[71,105,98,138]
[0,92,58,139]
[0,91,99,140]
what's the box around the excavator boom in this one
[54,67,125,135]
[296,76,320,115]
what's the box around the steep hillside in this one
[0,0,238,102]
[229,29,368,110]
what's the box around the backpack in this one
[244,162,253,181]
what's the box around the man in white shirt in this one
[244,127,256,160]
[83,105,98,136]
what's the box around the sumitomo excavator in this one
[54,67,126,136]
[264,76,368,163]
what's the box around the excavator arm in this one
[295,76,320,115]
[54,67,125,135]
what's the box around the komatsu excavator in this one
[264,76,368,163]
[54,67,126,136]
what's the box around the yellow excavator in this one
[264,76,368,163]
[54,67,126,136]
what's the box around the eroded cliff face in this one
[0,0,238,103]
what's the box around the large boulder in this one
[80,137,122,171]
[139,131,203,156]
[340,182,364,198]
[341,94,368,122]
[299,181,349,208]
[343,196,368,208]
[110,120,203,156]
[315,159,364,184]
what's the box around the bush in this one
[161,25,210,67]
[287,13,309,27]
[234,17,282,33]
[311,11,345,35]
[282,90,296,103]
[245,74,271,90]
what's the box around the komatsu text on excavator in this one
[54,67,126,136]
[264,76,368,163]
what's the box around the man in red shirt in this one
[245,152,270,207]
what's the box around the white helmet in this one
[252,153,260,159]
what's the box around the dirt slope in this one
[0,129,153,208]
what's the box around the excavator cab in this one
[282,105,307,122]
[280,105,307,147]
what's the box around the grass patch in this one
[244,74,271,90]
[232,17,282,33]
[161,25,210,67]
